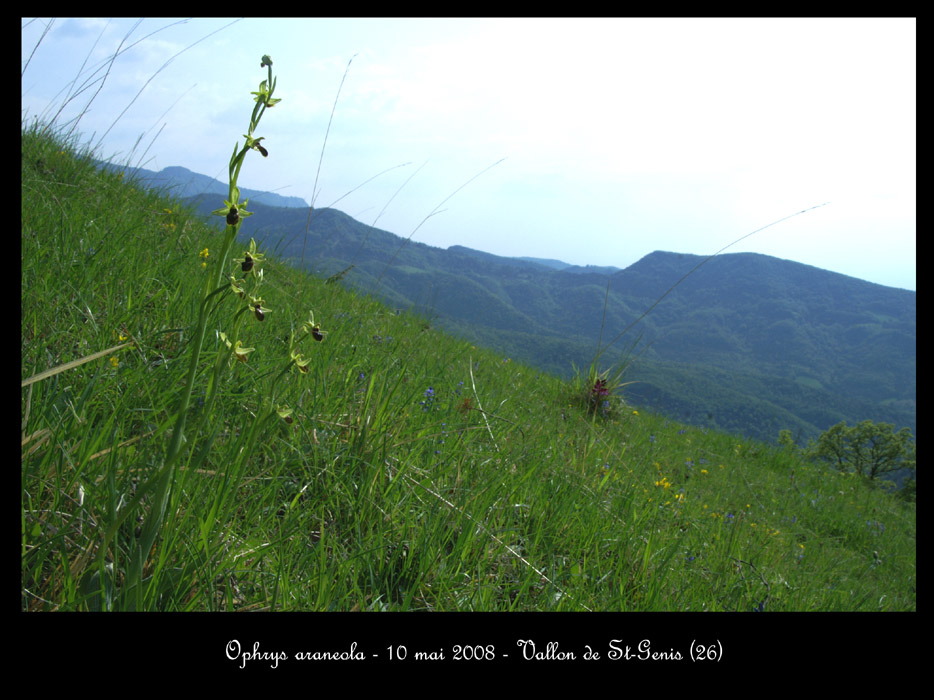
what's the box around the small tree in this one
[806,420,915,481]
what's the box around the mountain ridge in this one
[95,160,309,209]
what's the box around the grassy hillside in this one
[21,119,915,612]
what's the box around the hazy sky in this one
[22,17,916,290]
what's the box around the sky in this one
[21,17,916,291]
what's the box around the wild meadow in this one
[21,50,915,612]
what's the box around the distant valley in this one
[108,162,917,448]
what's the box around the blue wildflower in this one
[420,386,436,411]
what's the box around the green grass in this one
[20,59,915,612]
